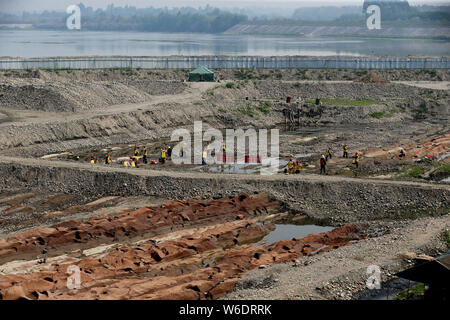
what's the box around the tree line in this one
[0,2,448,32]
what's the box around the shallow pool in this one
[257,224,334,246]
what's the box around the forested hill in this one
[0,4,248,33]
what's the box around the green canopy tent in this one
[188,66,215,82]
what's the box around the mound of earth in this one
[358,72,390,83]
[0,79,187,112]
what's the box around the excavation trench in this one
[0,193,362,300]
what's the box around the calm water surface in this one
[1,30,449,57]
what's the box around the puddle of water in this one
[438,153,450,162]
[191,159,289,175]
[257,224,334,246]
[295,153,316,158]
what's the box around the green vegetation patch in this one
[238,105,257,118]
[225,82,235,89]
[436,164,450,173]
[205,85,221,97]
[393,283,425,300]
[305,98,382,106]
[234,69,257,80]
[399,165,425,178]
[256,101,272,114]
[417,102,429,114]
[370,108,401,119]
[442,229,450,246]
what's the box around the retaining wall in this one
[0,56,449,70]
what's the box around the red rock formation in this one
[0,193,279,264]
[0,221,361,300]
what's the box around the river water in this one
[1,30,449,58]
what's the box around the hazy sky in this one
[1,0,448,13]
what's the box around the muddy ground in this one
[0,67,448,300]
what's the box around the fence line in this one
[0,56,448,70]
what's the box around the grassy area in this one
[305,98,382,106]
[393,283,425,300]
[234,69,257,80]
[238,101,271,118]
[442,229,450,246]
[205,85,221,96]
[256,101,272,114]
[435,163,450,174]
[225,82,235,89]
[238,105,257,118]
[370,108,401,119]
[399,165,425,178]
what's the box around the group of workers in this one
[284,143,362,175]
[285,158,302,175]
[87,140,228,168]
[201,141,227,165]
[319,144,360,174]
[87,143,173,168]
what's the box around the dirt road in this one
[1,155,449,190]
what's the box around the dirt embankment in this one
[0,67,448,156]
[0,157,448,224]
[2,68,449,82]
[0,78,187,112]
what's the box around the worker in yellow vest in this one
[142,147,148,164]
[202,148,207,165]
[343,144,349,158]
[134,144,140,157]
[133,155,140,168]
[294,160,302,174]
[353,152,360,168]
[285,158,294,174]
[90,154,97,164]
[325,148,332,161]
[160,147,166,164]
[221,141,226,163]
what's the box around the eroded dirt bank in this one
[0,157,448,225]
[0,193,363,300]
